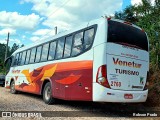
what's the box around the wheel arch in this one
[41,78,52,95]
[10,78,15,86]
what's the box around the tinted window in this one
[55,38,65,59]
[84,28,94,49]
[14,53,19,66]
[108,20,148,51]
[20,51,26,65]
[41,43,49,61]
[25,50,31,64]
[17,52,22,65]
[64,36,72,58]
[72,32,83,56]
[48,41,57,60]
[29,47,36,63]
[35,46,42,62]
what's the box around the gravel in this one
[0,86,159,120]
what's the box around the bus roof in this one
[12,17,143,55]
[13,18,103,55]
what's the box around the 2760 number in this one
[111,81,121,87]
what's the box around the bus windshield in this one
[107,20,148,51]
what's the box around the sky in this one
[0,0,146,47]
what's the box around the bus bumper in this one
[93,83,148,103]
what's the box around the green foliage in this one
[8,43,19,56]
[115,5,138,23]
[0,43,21,73]
[115,0,160,69]
[0,44,6,63]
[115,1,160,106]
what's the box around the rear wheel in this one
[43,82,55,104]
[10,81,17,94]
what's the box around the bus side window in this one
[41,43,49,62]
[17,52,22,65]
[14,53,19,66]
[72,31,83,56]
[25,50,31,65]
[29,47,36,63]
[20,51,26,65]
[35,46,42,63]
[55,38,65,59]
[64,35,72,58]
[48,41,57,60]
[84,28,94,49]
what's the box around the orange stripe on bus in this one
[55,74,81,84]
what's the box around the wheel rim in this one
[45,86,51,100]
[11,82,15,93]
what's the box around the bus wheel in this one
[10,81,17,94]
[43,82,55,104]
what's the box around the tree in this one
[20,44,24,48]
[115,6,138,23]
[0,43,20,73]
[0,43,7,63]
[114,0,160,69]
[8,43,19,56]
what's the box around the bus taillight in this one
[96,65,110,88]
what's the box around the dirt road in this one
[0,86,159,119]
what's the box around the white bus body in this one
[5,18,149,104]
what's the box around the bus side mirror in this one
[4,57,13,68]
[4,57,12,75]
[4,58,9,67]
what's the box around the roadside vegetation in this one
[0,43,22,74]
[115,0,160,106]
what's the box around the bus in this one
[5,17,149,104]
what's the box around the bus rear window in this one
[108,20,148,51]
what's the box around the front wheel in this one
[43,82,55,104]
[10,81,17,94]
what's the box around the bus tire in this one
[43,82,55,104]
[10,81,17,94]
